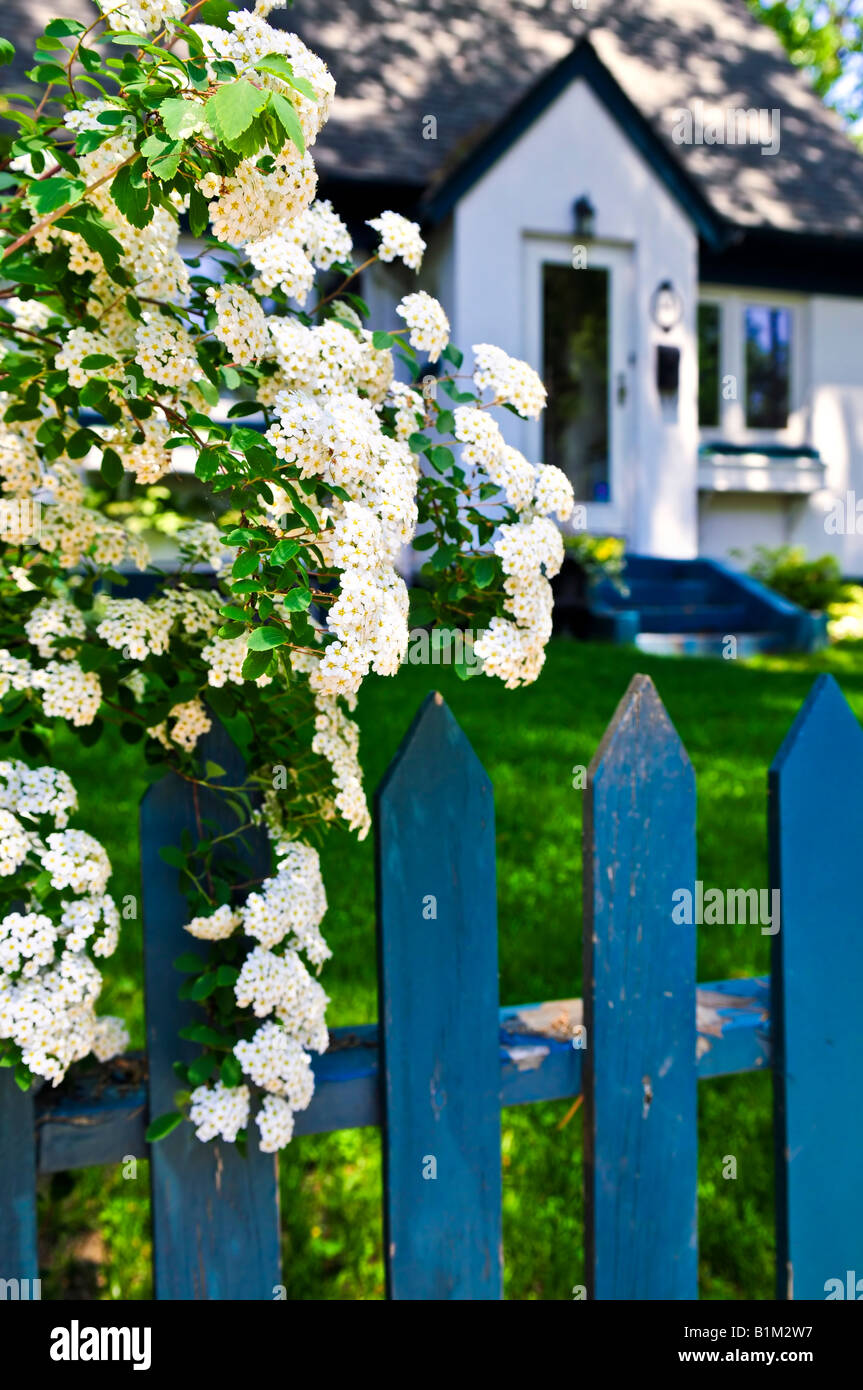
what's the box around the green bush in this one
[735,544,846,612]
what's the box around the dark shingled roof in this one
[280,0,863,237]
[5,0,863,236]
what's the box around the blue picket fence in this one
[1,671,860,1300]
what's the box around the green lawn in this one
[34,637,863,1300]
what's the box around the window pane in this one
[542,263,609,502]
[697,303,721,427]
[745,306,790,429]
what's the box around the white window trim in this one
[698,285,810,449]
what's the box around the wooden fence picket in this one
[0,1079,38,1288]
[376,692,502,1300]
[140,718,281,1300]
[583,674,698,1299]
[769,674,863,1300]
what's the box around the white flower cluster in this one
[449,403,573,688]
[102,0,185,39]
[206,284,270,367]
[0,760,127,1086]
[366,211,426,270]
[472,343,548,419]
[96,597,173,660]
[183,836,329,1150]
[396,291,450,363]
[248,200,352,306]
[24,599,85,660]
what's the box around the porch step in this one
[623,579,713,607]
[635,630,785,657]
[634,603,750,633]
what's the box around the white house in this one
[281,0,863,576]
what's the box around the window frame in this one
[697,286,809,448]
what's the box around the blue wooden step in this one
[635,603,750,633]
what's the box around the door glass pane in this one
[745,305,790,429]
[542,263,610,502]
[697,303,721,427]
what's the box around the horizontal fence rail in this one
[30,977,770,1174]
[1,672,860,1301]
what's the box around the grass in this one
[33,637,863,1300]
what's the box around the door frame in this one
[523,234,635,536]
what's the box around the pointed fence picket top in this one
[769,674,863,1300]
[0,1080,37,1288]
[584,674,698,1300]
[141,718,281,1300]
[376,692,502,1300]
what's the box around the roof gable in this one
[418,39,728,247]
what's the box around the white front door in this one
[524,236,635,536]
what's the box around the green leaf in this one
[436,409,456,434]
[188,1054,217,1087]
[30,176,85,215]
[158,845,186,869]
[145,1112,184,1142]
[198,0,235,28]
[100,449,124,487]
[372,330,395,350]
[206,79,269,143]
[442,343,464,369]
[269,91,305,153]
[270,537,300,566]
[80,353,117,370]
[216,965,239,986]
[474,556,496,588]
[283,587,312,612]
[188,185,209,237]
[45,18,85,36]
[232,550,260,579]
[190,972,219,1001]
[241,648,274,681]
[204,760,226,780]
[141,132,182,181]
[110,161,153,229]
[247,625,290,650]
[159,96,207,140]
[220,1054,243,1087]
[56,207,124,274]
[173,952,206,973]
[195,449,221,482]
[14,1062,33,1092]
[428,445,455,472]
[196,374,220,407]
[455,659,483,682]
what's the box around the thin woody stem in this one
[1,153,137,261]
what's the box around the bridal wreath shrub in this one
[0,1,574,1152]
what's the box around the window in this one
[542,263,610,502]
[745,305,790,429]
[697,303,721,427]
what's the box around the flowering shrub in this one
[0,2,573,1147]
[0,760,128,1087]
